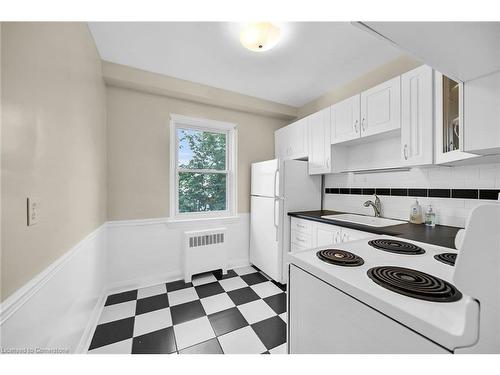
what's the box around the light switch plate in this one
[27,197,39,226]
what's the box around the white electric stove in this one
[287,204,500,354]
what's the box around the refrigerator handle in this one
[274,198,279,241]
[274,168,280,198]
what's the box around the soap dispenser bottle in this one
[425,204,436,227]
[410,199,423,224]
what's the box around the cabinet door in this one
[288,119,308,159]
[331,95,361,144]
[315,224,340,247]
[274,127,290,160]
[434,71,477,164]
[401,65,434,166]
[308,107,332,175]
[360,76,401,137]
[275,119,309,161]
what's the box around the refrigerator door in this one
[249,195,280,281]
[251,159,279,197]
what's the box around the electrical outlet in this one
[27,197,39,226]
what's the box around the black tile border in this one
[324,187,500,201]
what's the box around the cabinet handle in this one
[353,120,359,133]
[297,223,306,228]
[342,233,348,242]
[326,158,330,168]
[361,118,366,132]
[334,232,340,244]
[296,237,306,242]
[403,144,408,160]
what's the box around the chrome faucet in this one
[364,194,382,217]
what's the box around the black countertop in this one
[288,210,461,249]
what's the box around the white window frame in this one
[169,114,237,220]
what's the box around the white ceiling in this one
[88,22,404,107]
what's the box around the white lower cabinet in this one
[290,217,372,252]
[288,265,448,353]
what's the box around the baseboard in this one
[75,288,107,354]
[0,224,107,325]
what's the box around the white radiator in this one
[183,228,228,283]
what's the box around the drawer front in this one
[291,218,312,235]
[291,230,312,248]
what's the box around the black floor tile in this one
[227,287,260,306]
[170,300,206,325]
[272,280,287,292]
[208,307,248,337]
[89,317,134,350]
[179,338,223,354]
[132,327,176,354]
[195,281,225,299]
[166,279,193,292]
[241,272,268,286]
[105,290,137,306]
[264,293,286,314]
[213,269,238,280]
[251,316,286,350]
[135,294,169,315]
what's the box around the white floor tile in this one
[173,316,216,350]
[137,284,167,299]
[200,293,235,315]
[88,339,132,354]
[250,281,283,298]
[269,343,287,354]
[218,326,266,354]
[133,307,172,337]
[218,277,248,292]
[279,312,287,323]
[234,266,258,276]
[192,273,217,286]
[237,299,276,324]
[167,287,198,306]
[98,300,136,324]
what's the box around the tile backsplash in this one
[323,162,500,228]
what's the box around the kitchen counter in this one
[288,210,461,249]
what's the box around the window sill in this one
[165,215,241,227]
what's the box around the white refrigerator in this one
[249,159,321,284]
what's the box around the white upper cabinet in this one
[464,70,500,155]
[400,65,434,166]
[434,71,477,164]
[331,95,361,144]
[360,76,401,137]
[308,107,332,175]
[275,117,308,161]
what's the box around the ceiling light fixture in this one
[240,22,281,52]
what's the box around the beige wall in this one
[298,55,421,117]
[107,86,287,220]
[1,23,107,301]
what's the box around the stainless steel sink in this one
[320,213,406,227]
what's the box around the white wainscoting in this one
[105,214,250,294]
[0,225,108,354]
[0,214,250,353]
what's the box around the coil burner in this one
[368,239,425,255]
[367,266,462,302]
[316,249,364,267]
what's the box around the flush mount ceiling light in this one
[240,22,281,52]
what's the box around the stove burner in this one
[367,266,462,302]
[434,253,457,266]
[368,239,425,255]
[316,249,364,267]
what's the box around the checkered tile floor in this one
[88,266,287,354]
